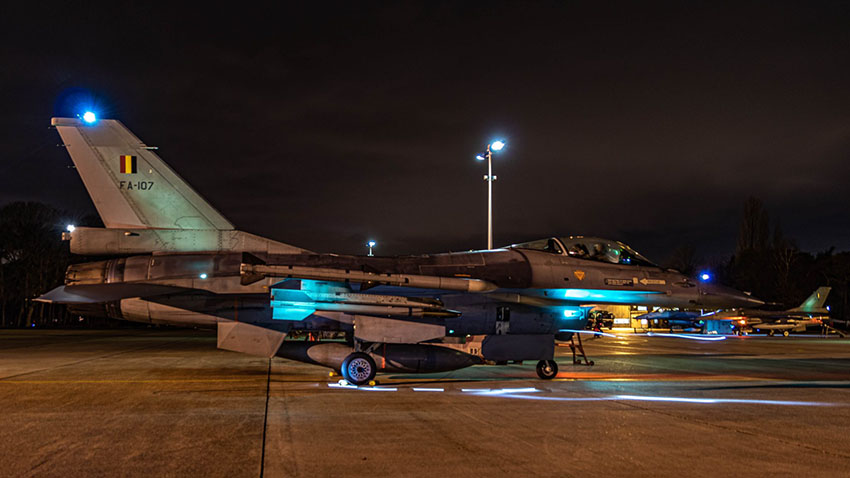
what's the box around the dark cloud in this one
[1,2,848,259]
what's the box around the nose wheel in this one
[536,360,558,380]
[341,352,377,386]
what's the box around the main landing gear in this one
[536,360,558,379]
[340,352,377,386]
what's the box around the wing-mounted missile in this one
[240,252,498,292]
[268,278,461,322]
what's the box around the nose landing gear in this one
[536,360,558,379]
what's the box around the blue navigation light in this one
[491,140,505,151]
[82,111,96,123]
[700,272,711,281]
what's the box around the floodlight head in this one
[476,154,485,161]
[490,140,505,151]
[66,224,76,232]
[368,240,376,247]
[82,111,96,123]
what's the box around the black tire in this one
[536,360,558,380]
[341,352,377,386]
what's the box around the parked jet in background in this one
[638,287,832,336]
[711,287,832,336]
[38,115,761,384]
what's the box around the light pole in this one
[476,140,505,250]
[367,240,376,257]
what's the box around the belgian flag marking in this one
[119,155,137,174]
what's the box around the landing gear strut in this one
[341,352,377,386]
[536,360,558,379]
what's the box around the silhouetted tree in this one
[0,202,70,327]
[665,244,699,276]
[736,196,770,254]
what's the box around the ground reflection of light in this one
[328,383,397,391]
[559,328,618,338]
[462,387,540,395]
[614,395,830,406]
[643,332,726,341]
[477,388,539,395]
[326,383,836,406]
[497,394,615,402]
[491,393,833,407]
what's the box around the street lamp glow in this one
[82,111,96,123]
[476,155,485,161]
[700,272,711,281]
[367,240,376,256]
[66,224,76,232]
[491,140,505,151]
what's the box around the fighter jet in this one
[709,287,832,336]
[636,287,832,336]
[37,115,761,384]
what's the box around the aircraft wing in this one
[36,283,193,304]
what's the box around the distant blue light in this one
[199,273,208,279]
[82,111,96,123]
[491,140,505,151]
[700,272,711,281]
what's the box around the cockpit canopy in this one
[508,236,658,267]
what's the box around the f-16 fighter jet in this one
[38,115,761,384]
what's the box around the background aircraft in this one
[37,115,760,384]
[710,287,832,336]
[637,287,832,336]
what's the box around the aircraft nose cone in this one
[699,283,764,308]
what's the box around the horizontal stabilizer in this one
[35,283,191,304]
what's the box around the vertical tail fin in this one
[51,117,233,230]
[788,287,831,313]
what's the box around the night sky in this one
[2,2,848,262]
